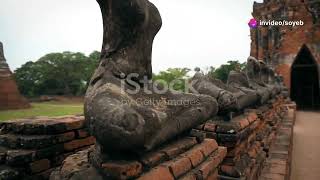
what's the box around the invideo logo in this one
[248,18,304,28]
[248,18,258,28]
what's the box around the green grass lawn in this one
[0,102,84,121]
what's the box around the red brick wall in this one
[250,0,320,91]
[0,74,30,110]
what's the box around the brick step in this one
[0,136,95,166]
[0,116,85,135]
[0,132,76,149]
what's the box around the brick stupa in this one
[0,42,30,110]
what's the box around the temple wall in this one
[250,0,320,90]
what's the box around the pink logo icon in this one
[248,18,258,28]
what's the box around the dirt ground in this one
[291,111,320,180]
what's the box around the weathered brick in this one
[36,144,64,159]
[140,151,167,168]
[198,139,218,157]
[160,137,197,159]
[220,165,240,178]
[29,159,51,173]
[76,129,89,138]
[58,131,75,142]
[101,161,142,179]
[247,112,258,123]
[165,157,192,178]
[0,132,75,149]
[217,147,227,162]
[6,150,35,165]
[138,166,174,180]
[179,172,197,180]
[0,116,85,135]
[182,147,204,168]
[238,118,250,129]
[64,136,95,151]
[195,153,220,179]
[206,169,218,180]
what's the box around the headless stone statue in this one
[246,57,271,104]
[227,68,260,110]
[258,60,278,97]
[275,75,289,98]
[267,67,281,95]
[85,0,218,152]
[190,69,238,115]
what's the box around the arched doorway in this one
[291,45,320,109]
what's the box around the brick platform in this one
[259,104,296,180]
[0,97,295,180]
[50,137,226,180]
[193,96,290,180]
[0,116,95,180]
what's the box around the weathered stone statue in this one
[84,0,218,152]
[258,60,278,97]
[275,75,289,98]
[246,57,271,104]
[190,69,238,115]
[227,68,260,110]
[267,67,281,95]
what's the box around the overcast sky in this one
[0,0,262,72]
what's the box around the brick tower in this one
[0,42,30,110]
[250,0,320,108]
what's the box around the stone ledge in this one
[50,138,226,180]
[0,116,95,180]
[0,116,85,135]
[259,104,295,180]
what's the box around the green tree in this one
[207,61,246,83]
[14,51,100,97]
[153,68,191,91]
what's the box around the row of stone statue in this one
[190,56,289,116]
[84,0,289,154]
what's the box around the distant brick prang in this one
[0,116,95,180]
[250,0,320,89]
[0,42,30,110]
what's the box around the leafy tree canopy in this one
[206,60,246,83]
[153,68,191,92]
[14,51,100,97]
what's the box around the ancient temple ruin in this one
[250,0,320,109]
[0,42,30,110]
[0,0,299,180]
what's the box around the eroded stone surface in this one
[84,0,218,152]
